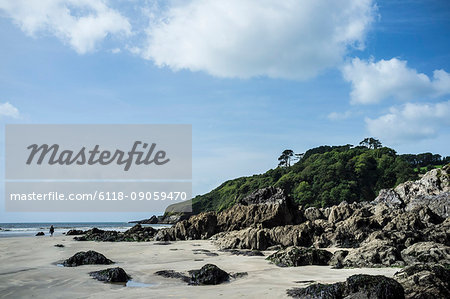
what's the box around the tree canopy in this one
[185,144,420,214]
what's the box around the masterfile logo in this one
[4,124,192,212]
[6,124,191,180]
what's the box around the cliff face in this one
[374,164,449,218]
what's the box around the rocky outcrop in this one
[401,242,450,265]
[217,187,296,231]
[394,264,450,299]
[62,250,113,267]
[154,212,218,241]
[374,165,449,218]
[266,246,332,267]
[89,267,130,283]
[342,239,404,268]
[74,224,157,242]
[155,187,297,242]
[287,274,405,299]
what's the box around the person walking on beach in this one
[49,225,54,237]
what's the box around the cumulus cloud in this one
[0,102,20,118]
[343,57,450,104]
[365,101,450,142]
[142,0,376,79]
[0,0,131,54]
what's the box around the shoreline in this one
[0,235,399,299]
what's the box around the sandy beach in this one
[0,235,399,299]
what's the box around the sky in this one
[0,0,449,222]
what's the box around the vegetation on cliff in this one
[168,142,427,214]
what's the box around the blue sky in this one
[0,0,449,222]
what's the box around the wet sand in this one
[0,235,399,298]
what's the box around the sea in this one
[0,222,172,238]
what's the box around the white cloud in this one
[110,47,121,54]
[0,102,20,118]
[0,0,131,54]
[365,101,450,142]
[327,110,352,121]
[142,0,375,79]
[343,57,450,104]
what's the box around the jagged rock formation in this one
[74,224,157,242]
[212,166,449,262]
[155,187,296,241]
[394,264,450,299]
[266,246,332,267]
[287,274,405,299]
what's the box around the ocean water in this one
[0,222,172,238]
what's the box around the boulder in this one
[401,242,450,265]
[394,263,450,299]
[89,267,130,283]
[189,264,230,285]
[342,240,404,268]
[62,250,113,267]
[287,274,404,299]
[266,246,332,267]
[35,232,44,236]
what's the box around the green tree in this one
[278,149,294,167]
[359,137,382,149]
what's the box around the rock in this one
[189,264,230,285]
[130,215,159,224]
[266,246,332,267]
[89,267,130,283]
[35,232,45,236]
[373,166,450,219]
[401,242,450,265]
[329,250,348,269]
[372,189,404,208]
[266,245,283,251]
[62,250,113,267]
[54,244,64,248]
[66,229,85,235]
[220,249,264,256]
[231,272,248,279]
[155,212,218,241]
[192,249,219,256]
[217,187,295,231]
[155,270,189,282]
[328,201,354,224]
[287,274,404,299]
[74,225,157,242]
[406,192,450,219]
[304,207,324,222]
[343,240,404,268]
[239,186,287,205]
[394,263,450,299]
